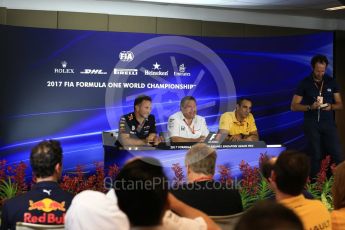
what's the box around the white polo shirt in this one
[168,111,209,139]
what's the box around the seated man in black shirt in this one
[171,143,243,216]
[118,95,160,146]
[1,140,73,230]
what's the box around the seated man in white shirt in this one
[168,96,209,143]
[114,157,220,230]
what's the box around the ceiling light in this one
[325,5,345,11]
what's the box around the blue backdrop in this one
[0,25,334,176]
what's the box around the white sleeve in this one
[163,210,207,230]
[168,115,180,138]
[201,117,209,137]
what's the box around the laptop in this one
[102,131,117,147]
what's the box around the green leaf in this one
[321,193,332,211]
[239,185,257,210]
[0,177,18,200]
[305,182,319,199]
[256,177,273,200]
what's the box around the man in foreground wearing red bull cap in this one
[1,140,73,230]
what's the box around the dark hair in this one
[30,140,63,178]
[115,157,168,227]
[237,98,252,106]
[235,200,303,230]
[311,54,328,68]
[180,96,196,108]
[273,150,310,196]
[134,95,152,109]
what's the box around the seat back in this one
[210,212,244,230]
[16,222,64,230]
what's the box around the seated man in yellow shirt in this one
[269,150,331,230]
[218,98,259,141]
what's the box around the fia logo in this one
[119,51,134,62]
[181,126,185,131]
[132,125,136,131]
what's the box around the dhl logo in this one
[28,198,65,212]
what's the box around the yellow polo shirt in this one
[219,111,257,136]
[331,208,345,230]
[279,195,331,230]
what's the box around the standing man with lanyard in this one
[291,54,344,177]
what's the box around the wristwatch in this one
[307,105,311,111]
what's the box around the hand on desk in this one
[147,135,164,146]
[228,134,242,141]
[198,136,206,143]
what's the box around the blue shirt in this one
[119,112,157,139]
[295,74,340,121]
[1,181,73,230]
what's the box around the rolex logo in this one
[54,61,74,74]
[61,61,67,68]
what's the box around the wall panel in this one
[7,9,57,28]
[202,21,244,37]
[0,7,6,25]
[157,18,201,36]
[58,12,107,31]
[109,15,156,33]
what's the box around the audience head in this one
[332,161,345,210]
[180,96,197,120]
[272,150,310,196]
[115,157,168,227]
[30,139,63,179]
[65,189,129,230]
[260,156,277,180]
[134,95,152,119]
[235,200,304,230]
[185,143,217,181]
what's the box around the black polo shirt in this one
[171,180,243,216]
[0,181,74,230]
[295,74,340,121]
[119,112,156,139]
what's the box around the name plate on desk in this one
[159,141,267,150]
[120,146,156,151]
[213,141,266,149]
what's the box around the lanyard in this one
[183,119,195,134]
[314,80,324,123]
[314,80,324,96]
